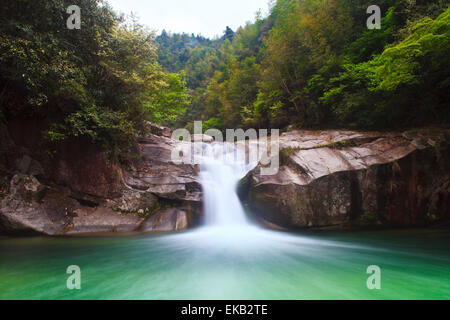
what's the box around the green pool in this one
[0,227,449,300]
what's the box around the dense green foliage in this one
[1,0,448,160]
[158,0,449,130]
[0,0,188,158]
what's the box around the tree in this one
[223,26,235,42]
[0,0,190,160]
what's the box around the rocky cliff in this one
[2,120,449,235]
[241,129,450,230]
[0,121,201,236]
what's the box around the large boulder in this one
[0,175,74,235]
[0,173,196,235]
[243,129,450,229]
[0,128,203,235]
[125,133,202,203]
[140,208,192,232]
[145,121,172,138]
[0,116,203,236]
[65,207,143,235]
[0,174,143,235]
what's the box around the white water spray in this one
[199,143,253,227]
[166,141,363,253]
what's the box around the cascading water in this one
[199,143,252,228]
[186,142,327,249]
[180,141,365,252]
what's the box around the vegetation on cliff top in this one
[0,0,449,160]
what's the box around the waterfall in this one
[199,143,253,228]
[166,141,351,252]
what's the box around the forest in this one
[158,0,449,132]
[0,0,189,160]
[1,0,449,159]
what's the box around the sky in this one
[105,0,270,38]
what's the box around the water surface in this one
[0,228,449,300]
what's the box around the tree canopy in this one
[0,0,189,159]
[1,0,448,160]
[157,0,449,131]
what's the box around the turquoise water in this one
[0,228,449,300]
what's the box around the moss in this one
[238,175,249,187]
[359,212,379,225]
[116,201,173,218]
[248,187,254,202]
[311,139,358,150]
[426,211,438,222]
[279,147,300,165]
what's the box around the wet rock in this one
[245,129,450,229]
[110,189,159,213]
[140,208,191,232]
[15,156,44,176]
[145,121,172,138]
[124,133,202,203]
[0,175,74,235]
[66,207,143,235]
[191,134,214,143]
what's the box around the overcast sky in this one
[105,0,270,38]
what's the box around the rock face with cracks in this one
[1,119,448,235]
[0,122,201,235]
[241,129,450,230]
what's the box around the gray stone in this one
[140,208,190,232]
[66,207,143,235]
[111,189,159,213]
[16,155,32,173]
[244,129,450,229]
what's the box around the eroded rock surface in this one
[0,175,74,235]
[243,129,450,229]
[0,122,202,236]
[140,208,192,232]
[125,133,202,202]
[66,207,144,235]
